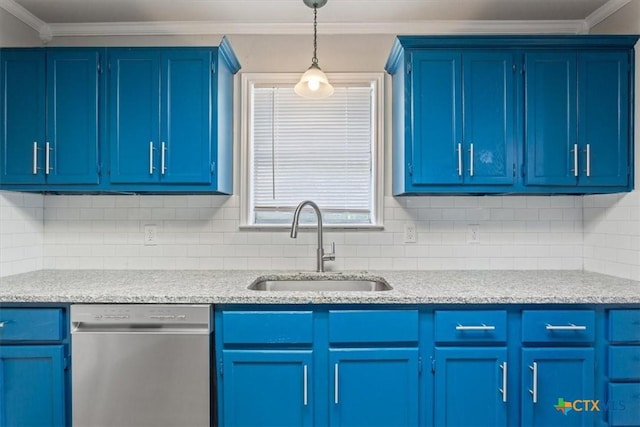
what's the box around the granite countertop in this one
[0,269,639,305]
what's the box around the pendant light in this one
[295,0,334,98]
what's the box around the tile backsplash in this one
[2,191,638,280]
[0,191,44,276]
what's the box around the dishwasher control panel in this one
[70,304,212,329]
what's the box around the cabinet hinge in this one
[406,61,412,74]
[219,361,223,377]
[431,358,436,374]
[64,356,70,371]
[512,163,516,178]
[211,162,216,176]
[212,60,217,74]
[97,163,102,176]
[418,356,422,375]
[97,61,102,74]
[407,163,413,177]
[512,63,516,73]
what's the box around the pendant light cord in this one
[312,6,319,66]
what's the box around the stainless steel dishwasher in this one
[71,304,213,427]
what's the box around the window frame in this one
[239,72,385,230]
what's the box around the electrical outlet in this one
[404,223,417,243]
[467,224,480,244]
[143,224,158,246]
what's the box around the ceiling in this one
[0,0,632,41]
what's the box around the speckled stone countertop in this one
[0,270,638,305]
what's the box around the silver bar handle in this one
[545,323,587,331]
[469,143,474,177]
[529,362,538,403]
[32,142,38,174]
[572,143,578,177]
[585,144,591,177]
[456,324,496,331]
[149,141,155,175]
[500,362,507,403]
[334,363,339,404]
[457,143,462,176]
[303,364,308,406]
[45,142,51,175]
[161,141,167,175]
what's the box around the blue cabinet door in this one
[525,52,578,186]
[108,49,160,184]
[434,347,508,427]
[463,52,515,186]
[0,50,46,185]
[410,50,514,188]
[411,51,463,185]
[46,49,100,185]
[222,350,313,427]
[578,52,629,187]
[0,345,66,427]
[160,49,213,184]
[522,348,595,427]
[329,348,419,427]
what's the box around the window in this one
[241,73,384,228]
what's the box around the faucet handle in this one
[324,242,336,261]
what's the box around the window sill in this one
[238,224,385,232]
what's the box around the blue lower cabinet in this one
[329,348,419,427]
[222,350,313,427]
[521,348,595,427]
[434,347,508,427]
[0,345,66,427]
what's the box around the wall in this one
[0,7,41,46]
[0,191,43,276]
[584,2,640,280]
[0,7,637,279]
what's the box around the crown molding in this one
[0,0,51,41]
[46,19,588,38]
[585,0,631,29]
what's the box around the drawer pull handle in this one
[545,323,586,331]
[529,362,538,403]
[500,362,507,403]
[0,321,7,328]
[456,324,496,331]
[303,364,308,406]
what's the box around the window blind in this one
[251,84,374,225]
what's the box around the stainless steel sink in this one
[248,278,392,292]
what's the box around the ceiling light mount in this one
[295,0,334,98]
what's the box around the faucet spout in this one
[290,200,335,272]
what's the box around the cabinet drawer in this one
[609,346,640,381]
[0,308,64,342]
[610,310,640,343]
[435,310,507,344]
[609,383,640,426]
[329,310,419,344]
[522,310,595,343]
[221,311,313,345]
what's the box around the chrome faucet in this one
[290,200,336,272]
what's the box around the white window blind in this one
[250,82,377,226]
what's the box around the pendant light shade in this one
[295,0,334,98]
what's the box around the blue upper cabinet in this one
[386,35,637,195]
[525,50,630,190]
[108,40,240,193]
[0,39,239,194]
[407,50,515,191]
[0,49,100,188]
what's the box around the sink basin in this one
[248,278,392,292]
